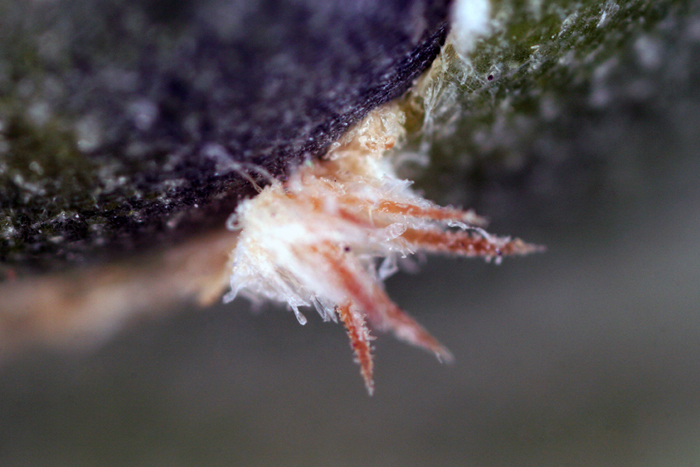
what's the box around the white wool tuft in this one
[450,0,492,57]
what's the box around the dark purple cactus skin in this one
[0,0,451,272]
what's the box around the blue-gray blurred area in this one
[2,2,700,467]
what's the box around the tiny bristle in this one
[400,228,544,258]
[337,301,375,395]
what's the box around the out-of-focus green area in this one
[1,1,700,466]
[402,0,687,229]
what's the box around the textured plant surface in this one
[400,0,684,223]
[0,0,449,272]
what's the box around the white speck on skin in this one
[75,115,103,152]
[128,99,159,131]
[26,101,51,127]
[634,35,663,71]
[559,12,579,37]
[597,1,620,29]
[29,161,44,176]
[201,143,236,176]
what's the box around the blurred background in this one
[2,0,700,466]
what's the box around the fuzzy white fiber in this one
[450,0,492,57]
